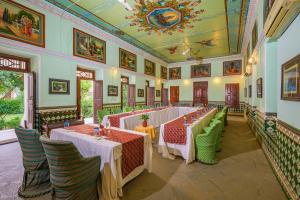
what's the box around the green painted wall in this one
[166,59,245,102]
[276,15,300,129]
[0,0,167,107]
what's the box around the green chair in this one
[111,107,122,114]
[210,117,224,152]
[40,136,101,200]
[135,105,142,110]
[15,127,52,198]
[223,106,229,125]
[123,106,133,112]
[98,109,110,124]
[196,120,221,164]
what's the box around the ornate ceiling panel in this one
[46,0,249,63]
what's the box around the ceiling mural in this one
[46,0,250,63]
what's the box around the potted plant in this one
[140,114,150,127]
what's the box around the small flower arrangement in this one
[140,114,150,127]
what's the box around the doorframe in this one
[170,86,179,104]
[121,75,129,110]
[193,81,208,106]
[225,83,240,108]
[76,67,95,118]
[0,53,33,128]
[145,80,150,106]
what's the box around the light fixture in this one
[118,0,133,11]
[248,56,256,64]
[182,48,190,55]
[246,65,252,74]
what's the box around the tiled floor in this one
[0,129,17,145]
[0,116,287,200]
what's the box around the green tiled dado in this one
[250,109,300,200]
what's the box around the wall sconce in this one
[213,77,221,84]
[112,68,118,76]
[246,65,252,74]
[183,79,190,85]
[248,56,256,65]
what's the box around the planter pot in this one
[142,120,148,127]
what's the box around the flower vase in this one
[143,120,148,127]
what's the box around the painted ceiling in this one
[46,0,249,63]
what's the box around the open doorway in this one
[0,53,34,134]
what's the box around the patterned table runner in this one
[65,124,144,178]
[163,108,210,144]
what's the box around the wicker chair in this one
[196,120,221,164]
[15,127,52,198]
[40,136,101,200]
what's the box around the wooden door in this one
[225,83,239,108]
[193,81,208,106]
[128,84,136,107]
[93,80,103,124]
[170,86,179,104]
[76,77,81,118]
[147,87,155,106]
[163,88,169,105]
[27,72,36,129]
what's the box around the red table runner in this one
[108,107,167,128]
[65,124,144,178]
[163,108,210,144]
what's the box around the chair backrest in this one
[15,127,48,170]
[203,120,221,143]
[98,109,110,124]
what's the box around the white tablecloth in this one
[158,108,217,164]
[50,127,152,200]
[119,107,198,130]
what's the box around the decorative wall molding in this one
[168,54,243,68]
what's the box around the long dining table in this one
[158,108,217,164]
[50,125,152,200]
[102,106,199,131]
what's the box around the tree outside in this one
[80,80,93,119]
[0,71,24,130]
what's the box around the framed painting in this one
[281,54,300,101]
[264,0,275,24]
[191,63,211,78]
[223,60,242,76]
[108,85,118,96]
[244,87,247,98]
[257,78,263,98]
[169,67,181,80]
[49,79,70,95]
[252,21,258,52]
[73,28,106,63]
[144,59,156,76]
[137,89,144,97]
[249,85,252,98]
[0,0,45,47]
[156,90,161,97]
[161,66,167,79]
[119,48,137,72]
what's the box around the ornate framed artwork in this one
[257,78,263,98]
[137,89,144,97]
[223,60,242,76]
[191,63,211,78]
[49,79,70,95]
[169,67,181,80]
[144,59,156,76]
[0,0,45,47]
[252,21,258,52]
[119,48,137,72]
[244,87,247,98]
[156,90,161,97]
[73,28,106,63]
[108,85,118,96]
[281,54,300,101]
[161,66,167,79]
[264,0,275,24]
[249,85,252,98]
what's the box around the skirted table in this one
[158,108,217,164]
[51,125,152,200]
[134,125,156,140]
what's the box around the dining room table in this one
[50,124,152,200]
[158,107,218,164]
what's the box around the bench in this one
[39,107,84,135]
